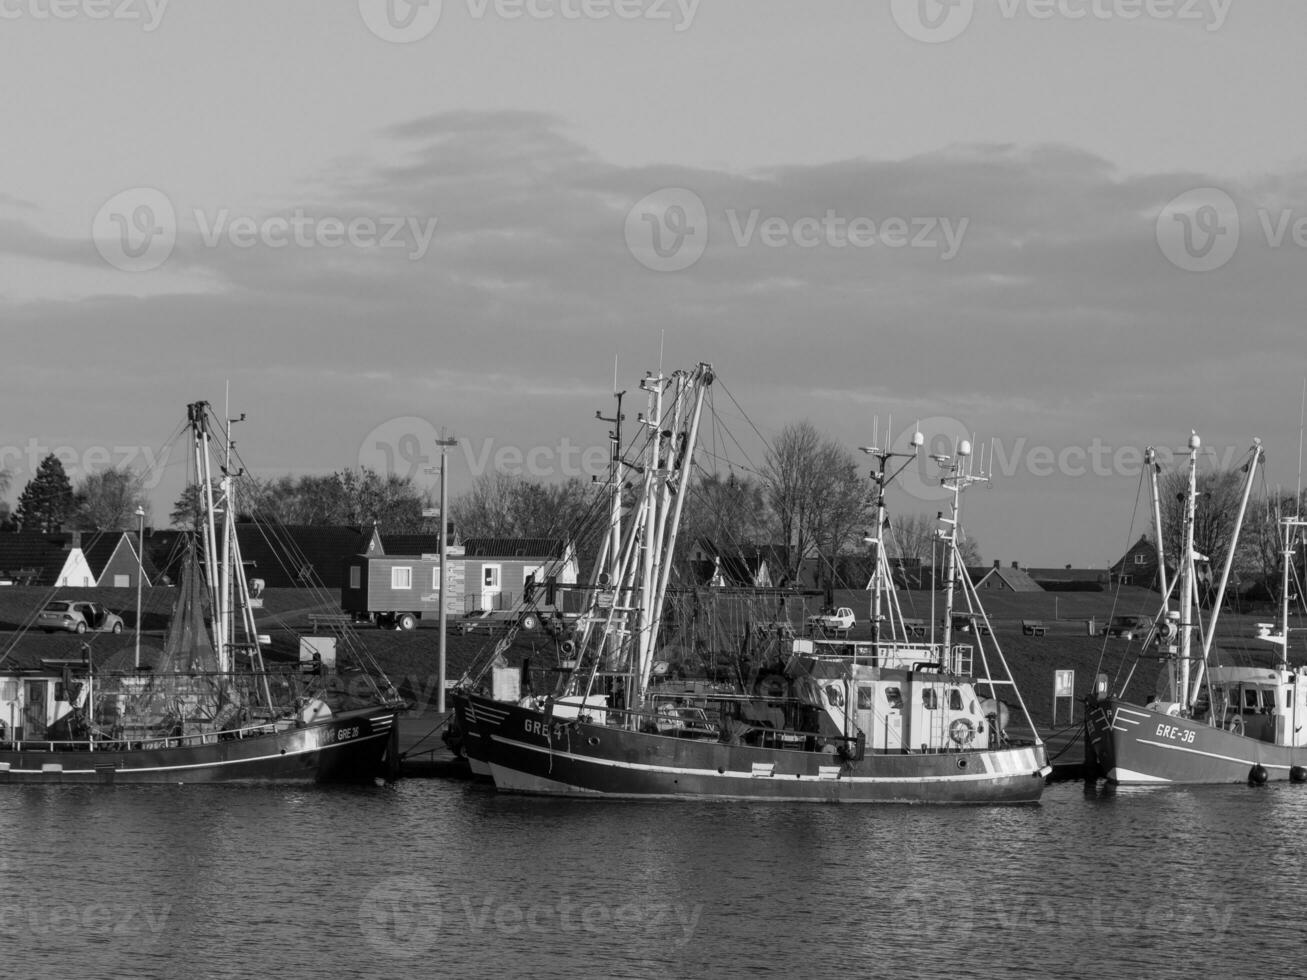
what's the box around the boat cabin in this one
[0,660,88,744]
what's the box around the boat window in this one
[885,687,902,709]
[1244,688,1260,710]
[1263,689,1277,709]
[949,689,964,711]
[922,689,938,710]
[857,686,874,710]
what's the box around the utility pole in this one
[435,435,457,714]
[135,506,145,669]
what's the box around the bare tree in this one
[763,422,825,582]
[73,467,149,530]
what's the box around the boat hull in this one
[1086,697,1307,784]
[466,694,1048,803]
[0,707,398,784]
[450,691,493,779]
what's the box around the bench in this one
[1022,620,1047,637]
[307,613,351,632]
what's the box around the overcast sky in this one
[3,0,1307,566]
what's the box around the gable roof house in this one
[1110,535,1168,591]
[683,539,781,588]
[0,532,96,587]
[969,561,1044,593]
[82,531,153,588]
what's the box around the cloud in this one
[4,110,1307,565]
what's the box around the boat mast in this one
[1190,439,1262,706]
[936,439,986,664]
[1176,432,1200,707]
[1145,448,1170,600]
[861,427,923,648]
[189,401,227,673]
[643,365,712,694]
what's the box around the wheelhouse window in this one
[885,687,902,709]
[949,689,964,711]
[1244,688,1260,710]
[857,686,874,710]
[391,566,412,589]
[921,689,938,710]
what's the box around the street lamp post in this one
[435,436,457,714]
[134,506,145,670]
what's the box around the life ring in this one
[825,684,845,708]
[949,718,976,745]
[1226,715,1245,736]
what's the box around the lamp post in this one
[134,506,145,670]
[434,436,457,714]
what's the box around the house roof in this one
[381,532,458,556]
[1026,567,1110,584]
[0,533,80,585]
[234,524,381,588]
[460,538,567,559]
[968,565,1044,592]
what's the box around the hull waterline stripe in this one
[488,734,1043,786]
[0,729,390,776]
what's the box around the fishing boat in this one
[457,363,1049,802]
[1085,432,1307,785]
[0,402,404,784]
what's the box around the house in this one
[0,532,96,587]
[233,524,384,589]
[458,538,579,614]
[969,561,1044,593]
[684,539,782,588]
[1026,565,1110,592]
[1110,535,1167,590]
[83,531,153,588]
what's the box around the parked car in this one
[806,607,855,632]
[37,601,124,635]
[1104,615,1151,640]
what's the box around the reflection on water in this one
[3,779,1305,979]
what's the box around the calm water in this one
[2,777,1303,979]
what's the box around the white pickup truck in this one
[806,607,855,632]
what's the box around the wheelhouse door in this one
[24,680,49,740]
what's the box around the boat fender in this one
[949,718,975,745]
[1249,764,1269,786]
[1226,715,1245,736]
[1290,766,1307,783]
